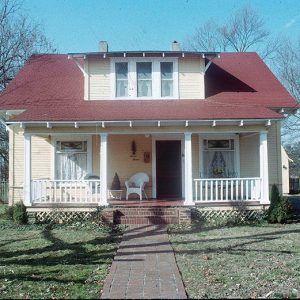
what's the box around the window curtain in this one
[203,151,235,178]
[56,153,87,180]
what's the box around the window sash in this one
[137,62,152,97]
[115,62,128,97]
[55,141,88,180]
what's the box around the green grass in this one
[0,204,124,299]
[169,222,300,299]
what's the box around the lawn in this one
[169,221,300,299]
[0,204,123,299]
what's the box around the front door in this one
[156,140,182,199]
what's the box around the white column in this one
[184,132,194,205]
[260,131,269,204]
[24,133,32,206]
[100,133,108,206]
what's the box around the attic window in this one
[115,62,128,97]
[112,58,178,99]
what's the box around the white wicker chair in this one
[125,172,149,200]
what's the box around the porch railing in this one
[31,179,101,204]
[0,181,9,203]
[193,177,262,202]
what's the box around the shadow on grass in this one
[0,224,122,286]
[105,222,300,260]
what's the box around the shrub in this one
[13,202,28,224]
[267,184,290,223]
[4,205,14,220]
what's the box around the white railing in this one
[0,181,9,203]
[31,179,101,204]
[193,177,262,202]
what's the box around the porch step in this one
[102,207,191,225]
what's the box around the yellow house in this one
[0,41,298,223]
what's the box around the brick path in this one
[100,225,187,299]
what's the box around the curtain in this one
[203,151,235,178]
[56,153,87,180]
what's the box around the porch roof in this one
[6,99,283,123]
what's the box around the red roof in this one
[0,52,297,122]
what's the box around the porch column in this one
[100,133,108,206]
[259,131,269,204]
[184,132,193,205]
[24,133,32,206]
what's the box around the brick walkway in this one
[100,225,187,299]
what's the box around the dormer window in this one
[137,62,152,97]
[115,62,128,97]
[161,62,173,97]
[111,58,178,99]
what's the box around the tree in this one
[0,0,55,180]
[185,5,277,60]
[273,37,300,143]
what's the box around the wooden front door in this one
[156,140,182,199]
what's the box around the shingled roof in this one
[0,52,297,122]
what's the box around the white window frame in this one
[52,136,92,180]
[110,57,178,99]
[199,134,240,178]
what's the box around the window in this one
[112,59,178,99]
[115,62,128,97]
[203,139,235,178]
[55,141,88,180]
[161,62,173,97]
[137,62,152,97]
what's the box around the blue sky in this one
[22,0,300,53]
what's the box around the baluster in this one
[225,179,228,201]
[241,179,244,200]
[200,180,203,201]
[221,179,223,201]
[205,180,208,201]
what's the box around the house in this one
[281,146,292,194]
[0,41,298,223]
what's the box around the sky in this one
[22,0,300,54]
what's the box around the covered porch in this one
[21,120,271,208]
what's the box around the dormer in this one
[69,41,219,101]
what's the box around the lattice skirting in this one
[192,207,266,224]
[30,210,101,224]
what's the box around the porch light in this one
[102,121,105,128]
[157,121,161,127]
[20,122,24,129]
[212,120,216,127]
[74,122,79,128]
[46,122,52,129]
[239,120,244,127]
[185,120,189,127]
[265,120,271,127]
[280,108,284,113]
[129,121,133,128]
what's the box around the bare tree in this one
[273,37,300,144]
[185,5,276,60]
[219,6,269,52]
[0,0,55,180]
[185,19,227,52]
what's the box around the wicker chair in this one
[125,172,149,200]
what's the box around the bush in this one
[267,185,291,223]
[13,202,28,224]
[4,205,14,220]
